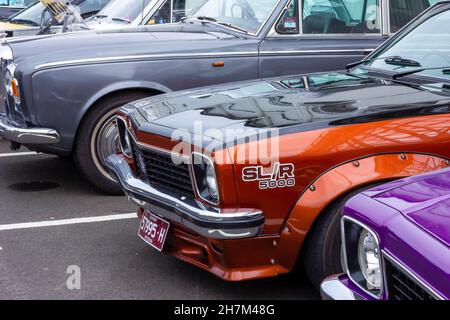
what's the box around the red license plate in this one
[138,210,170,252]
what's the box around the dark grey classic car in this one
[0,0,439,194]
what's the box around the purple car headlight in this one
[358,229,382,289]
[342,217,383,299]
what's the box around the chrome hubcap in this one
[96,116,120,167]
[91,109,120,182]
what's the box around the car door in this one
[259,0,388,78]
[137,0,263,90]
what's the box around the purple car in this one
[321,168,450,300]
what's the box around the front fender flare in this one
[275,152,449,272]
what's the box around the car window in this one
[188,0,279,34]
[8,2,47,26]
[302,0,381,34]
[369,9,450,82]
[95,0,152,23]
[147,0,203,24]
[275,0,299,34]
[149,0,170,24]
[9,0,107,26]
[389,0,444,33]
[0,0,35,7]
[306,72,358,87]
[77,0,110,18]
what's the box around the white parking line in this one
[0,213,137,231]
[0,152,40,158]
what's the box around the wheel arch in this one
[275,152,450,272]
[70,82,170,153]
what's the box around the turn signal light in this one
[11,78,19,97]
[212,61,225,68]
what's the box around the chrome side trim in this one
[106,154,265,240]
[381,0,389,36]
[0,114,60,144]
[34,48,375,71]
[320,275,366,300]
[382,251,445,300]
[341,216,384,300]
[34,51,259,70]
[260,49,374,56]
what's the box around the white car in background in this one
[2,0,202,36]
[0,0,110,36]
[82,0,204,30]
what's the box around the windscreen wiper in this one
[216,21,248,33]
[392,66,450,80]
[9,18,39,26]
[195,16,248,33]
[112,17,131,23]
[384,56,422,67]
[384,56,421,67]
[346,55,406,71]
[196,16,217,22]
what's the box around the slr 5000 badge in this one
[242,163,295,189]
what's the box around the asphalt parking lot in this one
[0,139,318,300]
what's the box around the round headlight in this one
[4,63,20,104]
[358,229,381,289]
[4,68,12,91]
[205,163,218,200]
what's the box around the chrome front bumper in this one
[106,154,265,240]
[320,275,365,300]
[0,114,60,144]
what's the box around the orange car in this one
[106,3,450,288]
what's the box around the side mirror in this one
[38,8,54,35]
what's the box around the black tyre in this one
[74,91,151,194]
[302,183,384,290]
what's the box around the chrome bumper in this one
[106,154,265,240]
[320,275,365,300]
[0,114,60,144]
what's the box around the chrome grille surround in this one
[382,251,443,300]
[130,139,195,198]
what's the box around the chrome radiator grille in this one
[385,260,436,300]
[131,141,195,198]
